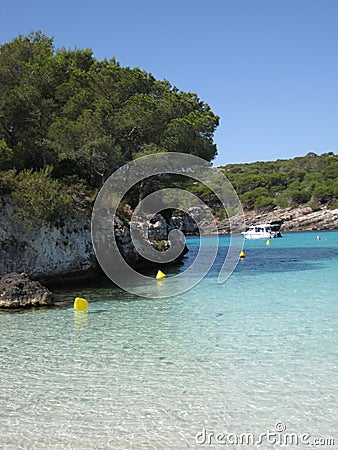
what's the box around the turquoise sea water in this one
[0,231,337,449]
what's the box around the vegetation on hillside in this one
[0,32,219,226]
[175,152,337,218]
[221,152,338,211]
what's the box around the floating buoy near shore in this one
[266,239,271,246]
[239,251,246,259]
[156,270,166,280]
[74,297,88,311]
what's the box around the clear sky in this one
[2,0,338,166]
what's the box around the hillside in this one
[220,152,338,212]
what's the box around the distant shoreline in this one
[218,205,338,234]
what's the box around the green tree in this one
[0,31,222,226]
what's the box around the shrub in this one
[254,196,276,211]
[0,170,17,193]
[154,240,168,252]
[0,139,13,169]
[288,189,311,205]
[312,184,334,205]
[12,166,75,227]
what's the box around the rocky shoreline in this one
[218,206,338,234]
[0,272,53,309]
[246,206,338,232]
[0,196,189,308]
[0,195,192,284]
[1,194,337,309]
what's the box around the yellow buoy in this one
[239,251,246,259]
[266,239,271,246]
[74,297,88,311]
[156,270,166,280]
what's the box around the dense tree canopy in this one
[0,32,219,185]
[0,32,219,224]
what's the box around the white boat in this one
[242,222,282,239]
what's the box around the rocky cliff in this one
[254,206,338,231]
[0,195,97,281]
[0,196,188,281]
[218,206,338,233]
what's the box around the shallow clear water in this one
[0,231,337,449]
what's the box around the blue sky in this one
[2,0,338,166]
